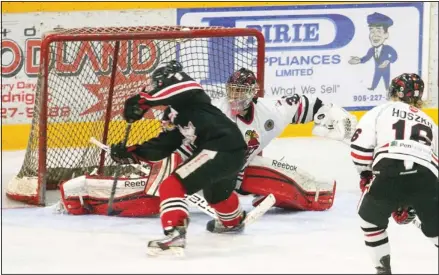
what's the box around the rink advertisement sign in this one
[1,9,173,125]
[178,2,427,111]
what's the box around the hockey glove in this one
[359,170,373,193]
[123,94,151,123]
[110,143,141,165]
[392,206,417,225]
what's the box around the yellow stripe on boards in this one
[278,108,439,138]
[2,109,437,150]
[2,1,362,13]
[1,124,32,151]
[1,120,161,151]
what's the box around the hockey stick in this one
[107,123,132,215]
[89,136,218,218]
[243,193,276,226]
[89,137,276,222]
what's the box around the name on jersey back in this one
[392,108,433,129]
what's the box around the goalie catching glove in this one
[312,103,358,143]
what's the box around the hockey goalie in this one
[56,67,356,217]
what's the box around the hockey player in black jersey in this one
[351,73,438,274]
[109,60,248,254]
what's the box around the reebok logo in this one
[124,180,147,188]
[272,160,297,171]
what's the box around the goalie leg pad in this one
[241,165,336,211]
[59,174,161,217]
[145,152,183,196]
[87,196,160,217]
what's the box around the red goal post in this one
[6,26,265,206]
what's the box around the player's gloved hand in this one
[359,170,373,193]
[392,206,417,225]
[123,94,151,123]
[110,143,140,165]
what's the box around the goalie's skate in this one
[147,226,186,257]
[375,255,391,274]
[52,200,68,214]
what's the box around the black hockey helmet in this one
[226,68,258,115]
[151,60,183,89]
[388,73,424,104]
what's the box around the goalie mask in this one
[226,68,259,115]
[388,73,424,104]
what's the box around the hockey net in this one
[6,26,265,206]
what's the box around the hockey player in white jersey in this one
[211,68,356,211]
[351,73,438,274]
[56,68,357,218]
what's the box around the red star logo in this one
[80,71,165,120]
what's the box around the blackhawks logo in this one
[245,130,260,148]
[243,129,260,163]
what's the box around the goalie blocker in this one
[57,154,336,216]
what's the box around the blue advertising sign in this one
[177,2,425,110]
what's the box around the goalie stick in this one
[89,137,276,222]
[185,192,276,227]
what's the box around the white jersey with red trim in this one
[213,95,321,165]
[210,94,322,186]
[350,101,438,177]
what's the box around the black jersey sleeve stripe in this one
[351,144,375,153]
[300,95,310,124]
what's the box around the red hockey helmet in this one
[226,68,259,115]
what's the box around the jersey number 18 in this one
[392,120,433,146]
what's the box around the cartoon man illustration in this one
[349,12,398,91]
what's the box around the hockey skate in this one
[207,193,276,233]
[375,255,391,274]
[147,225,187,257]
[206,211,247,233]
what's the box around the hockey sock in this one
[361,218,390,267]
[159,174,188,231]
[210,191,243,227]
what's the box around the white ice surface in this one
[1,138,438,274]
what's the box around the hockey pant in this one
[59,154,336,216]
[358,159,438,266]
